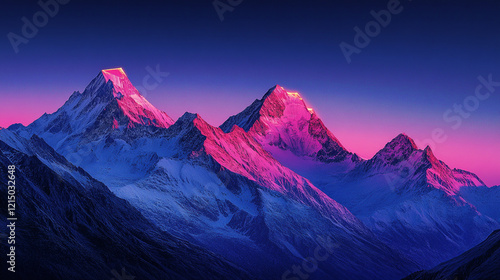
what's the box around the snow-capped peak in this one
[100,68,138,98]
[83,68,174,129]
[392,133,419,149]
[360,133,486,195]
[422,145,440,165]
[102,67,127,81]
[285,91,303,100]
[221,85,358,164]
[85,68,137,97]
[372,133,419,161]
[360,134,416,173]
[261,85,306,116]
[18,68,175,149]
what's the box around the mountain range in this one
[2,68,498,280]
[221,85,500,267]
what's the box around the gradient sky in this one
[1,0,499,185]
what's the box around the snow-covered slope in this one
[404,229,500,280]
[66,110,418,279]
[320,133,499,268]
[459,184,500,223]
[174,112,359,226]
[220,86,360,172]
[11,68,173,150]
[0,131,100,190]
[0,135,251,280]
[94,115,421,279]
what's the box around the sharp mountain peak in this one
[390,133,419,150]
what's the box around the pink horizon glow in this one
[1,87,498,187]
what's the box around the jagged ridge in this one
[221,85,359,164]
